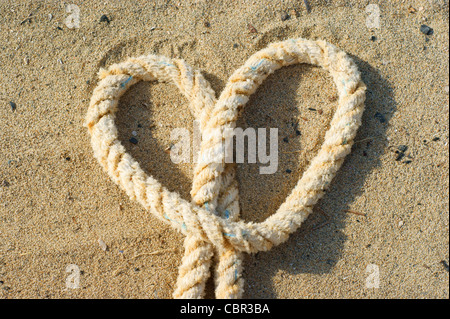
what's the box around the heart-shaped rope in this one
[85,38,366,299]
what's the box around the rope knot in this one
[86,38,366,299]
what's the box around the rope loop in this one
[86,38,366,298]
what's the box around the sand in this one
[0,0,448,299]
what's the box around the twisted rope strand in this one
[86,38,366,299]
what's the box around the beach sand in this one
[0,0,448,298]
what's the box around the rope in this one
[85,38,366,299]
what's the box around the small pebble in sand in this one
[303,0,311,13]
[281,12,290,21]
[283,137,289,143]
[233,43,239,49]
[395,152,406,162]
[9,101,16,112]
[165,144,174,154]
[129,137,138,145]
[132,131,137,136]
[397,145,408,153]
[396,153,409,162]
[420,24,434,36]
[286,169,292,174]
[247,23,257,33]
[98,238,107,251]
[398,220,404,227]
[100,15,110,24]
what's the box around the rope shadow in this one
[115,81,196,202]
[239,57,396,298]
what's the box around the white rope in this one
[85,38,366,299]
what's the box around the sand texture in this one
[0,0,448,299]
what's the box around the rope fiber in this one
[85,38,367,299]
